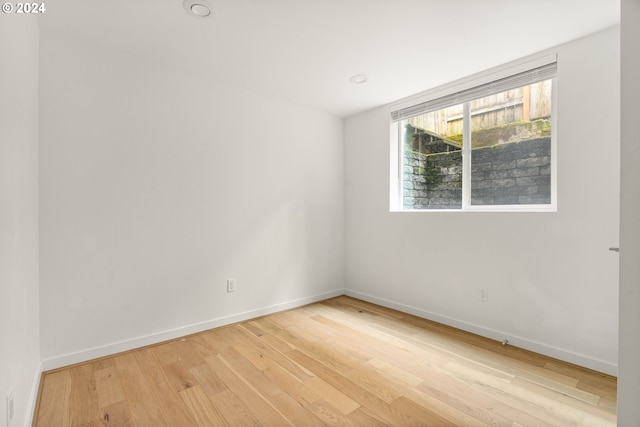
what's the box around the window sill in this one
[391,205,557,213]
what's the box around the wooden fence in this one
[406,80,552,137]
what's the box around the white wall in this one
[618,0,640,423]
[39,31,344,368]
[0,14,40,427]
[345,27,620,375]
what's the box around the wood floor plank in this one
[237,323,323,382]
[343,367,401,404]
[218,335,327,427]
[207,389,265,427]
[199,325,242,353]
[93,358,116,371]
[310,313,416,357]
[349,359,493,426]
[263,389,328,427]
[115,352,168,427]
[173,338,208,368]
[391,395,458,426]
[396,383,494,427]
[245,316,285,336]
[306,399,358,427]
[415,371,537,426]
[34,296,617,427]
[189,363,227,396]
[184,334,218,360]
[348,350,496,426]
[93,366,125,409]
[435,357,609,425]
[262,359,321,408]
[544,360,618,402]
[289,349,431,427]
[365,358,423,387]
[347,407,391,427]
[510,377,617,424]
[309,309,448,368]
[151,341,180,365]
[160,360,199,392]
[100,401,133,427]
[35,369,71,427]
[304,376,360,415]
[134,349,198,427]
[68,363,99,427]
[204,353,295,427]
[259,332,298,354]
[178,385,228,427]
[274,326,364,374]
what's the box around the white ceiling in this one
[38,0,620,118]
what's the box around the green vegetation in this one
[406,118,551,153]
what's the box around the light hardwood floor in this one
[33,296,617,426]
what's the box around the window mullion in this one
[398,121,404,209]
[462,102,471,209]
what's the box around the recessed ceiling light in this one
[183,0,212,19]
[349,74,368,84]
[191,4,210,16]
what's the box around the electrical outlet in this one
[479,288,489,301]
[227,278,236,293]
[6,389,14,427]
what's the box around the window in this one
[390,57,556,211]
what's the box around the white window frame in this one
[390,53,558,213]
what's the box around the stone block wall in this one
[403,137,551,209]
[403,151,462,209]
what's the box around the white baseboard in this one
[345,289,618,376]
[25,362,42,427]
[40,287,618,377]
[41,289,344,372]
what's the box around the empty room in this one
[2,0,640,426]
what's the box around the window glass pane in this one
[470,80,552,205]
[401,105,463,209]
